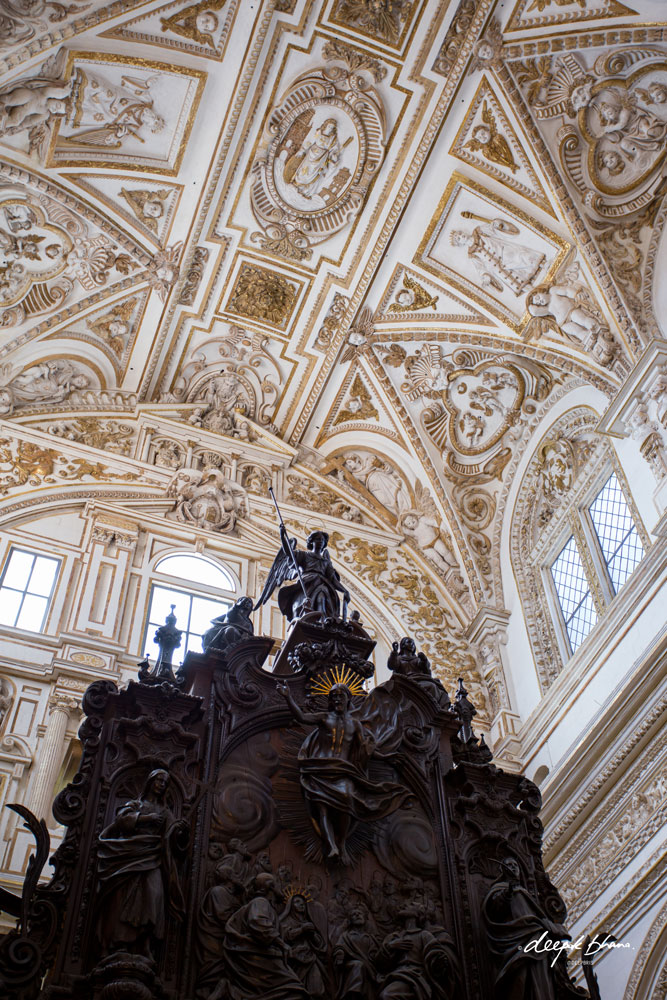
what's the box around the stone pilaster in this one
[29,692,79,822]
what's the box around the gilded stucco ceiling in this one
[1,0,666,711]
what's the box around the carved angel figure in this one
[525,256,618,366]
[464,101,518,174]
[168,466,248,534]
[0,360,89,416]
[450,217,545,296]
[255,525,350,621]
[0,49,75,156]
[388,274,439,314]
[397,484,457,576]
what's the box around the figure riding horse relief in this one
[0,492,604,1000]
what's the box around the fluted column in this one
[29,692,78,822]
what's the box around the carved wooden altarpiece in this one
[0,607,602,1000]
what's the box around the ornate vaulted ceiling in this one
[1,0,665,717]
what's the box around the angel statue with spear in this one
[255,489,351,621]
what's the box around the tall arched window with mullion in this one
[587,473,644,594]
[143,553,236,665]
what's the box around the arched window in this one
[143,553,237,664]
[511,408,649,690]
[549,471,644,654]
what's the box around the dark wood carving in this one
[0,603,603,1000]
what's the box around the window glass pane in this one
[28,556,59,597]
[155,554,234,591]
[148,586,191,629]
[0,588,22,627]
[189,595,229,636]
[143,585,228,665]
[551,536,597,653]
[2,550,34,590]
[566,593,598,653]
[16,594,48,632]
[589,474,644,593]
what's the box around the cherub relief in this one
[388,274,438,313]
[525,254,619,366]
[464,101,518,174]
[0,49,75,157]
[160,0,226,47]
[397,483,458,578]
[121,188,172,235]
[87,299,137,358]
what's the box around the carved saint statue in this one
[95,769,187,959]
[279,892,327,996]
[202,596,254,654]
[376,900,461,1000]
[286,118,340,199]
[220,882,308,1000]
[483,857,581,1000]
[168,466,248,534]
[277,681,410,864]
[255,526,350,621]
[387,637,451,709]
[332,902,378,999]
[0,360,89,415]
[450,218,545,296]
